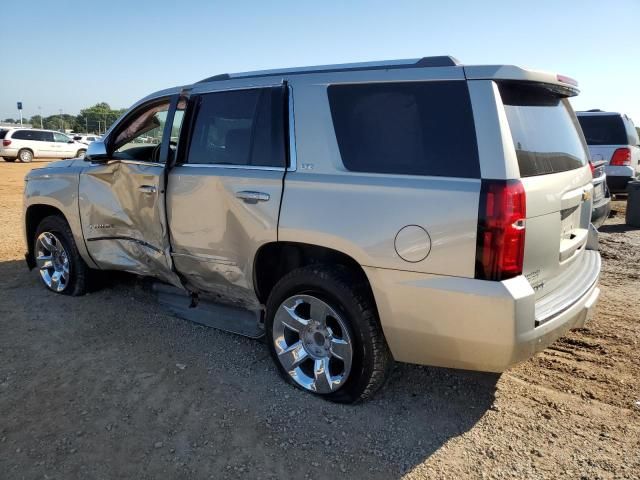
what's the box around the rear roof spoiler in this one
[463,65,580,96]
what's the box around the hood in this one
[26,159,82,180]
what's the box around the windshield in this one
[499,82,588,177]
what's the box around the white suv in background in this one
[576,110,640,193]
[0,128,88,163]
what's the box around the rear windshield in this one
[328,81,480,178]
[499,83,588,177]
[577,114,628,145]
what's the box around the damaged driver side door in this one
[78,95,185,287]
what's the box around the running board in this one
[152,283,265,339]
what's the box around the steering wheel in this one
[150,141,177,162]
[151,143,162,162]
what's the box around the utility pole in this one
[17,102,23,126]
[59,109,63,131]
[38,106,43,128]
[85,116,88,133]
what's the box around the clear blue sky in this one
[2,0,639,122]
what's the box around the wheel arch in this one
[253,241,375,305]
[25,204,67,268]
[25,203,97,270]
[17,147,34,159]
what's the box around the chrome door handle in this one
[139,185,157,194]
[235,191,270,203]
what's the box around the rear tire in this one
[34,215,89,296]
[265,265,393,403]
[18,149,33,163]
[76,149,86,159]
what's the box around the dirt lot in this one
[0,160,638,479]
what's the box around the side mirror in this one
[85,141,108,162]
[67,140,74,144]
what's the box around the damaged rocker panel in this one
[86,236,163,253]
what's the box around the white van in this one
[0,128,88,162]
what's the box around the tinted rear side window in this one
[12,130,52,141]
[499,83,588,177]
[0,130,7,139]
[328,81,480,178]
[623,117,639,146]
[577,115,628,146]
[185,87,285,167]
[12,130,30,140]
[37,131,54,141]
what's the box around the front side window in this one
[54,132,70,143]
[328,81,480,178]
[112,100,170,162]
[185,87,285,167]
[500,82,588,177]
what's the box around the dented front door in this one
[79,161,181,285]
[78,96,183,287]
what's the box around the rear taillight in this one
[588,161,595,177]
[475,180,526,281]
[2,139,10,147]
[610,148,631,166]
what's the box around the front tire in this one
[18,149,33,163]
[34,215,89,296]
[76,149,86,159]
[266,265,393,403]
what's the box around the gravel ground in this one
[0,160,639,479]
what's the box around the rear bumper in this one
[364,252,601,372]
[591,196,611,228]
[0,147,18,158]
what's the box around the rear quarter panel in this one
[280,73,480,277]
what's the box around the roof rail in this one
[197,55,460,84]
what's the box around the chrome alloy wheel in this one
[272,294,353,394]
[35,232,70,292]
[19,150,33,162]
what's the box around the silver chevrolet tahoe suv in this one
[23,56,601,403]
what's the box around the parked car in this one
[576,110,640,193]
[73,134,102,146]
[590,160,611,228]
[0,129,8,161]
[1,128,87,162]
[23,56,601,403]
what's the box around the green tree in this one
[3,118,16,123]
[29,115,44,128]
[77,103,126,134]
